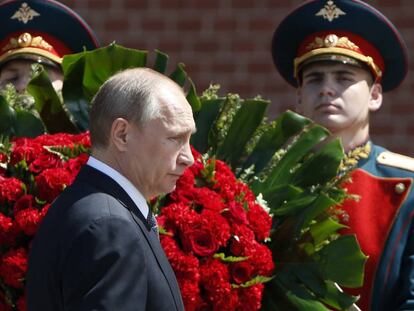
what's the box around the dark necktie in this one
[146,209,159,239]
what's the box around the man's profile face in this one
[297,62,381,134]
[0,58,63,92]
[121,84,196,199]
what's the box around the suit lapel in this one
[76,165,149,227]
[128,211,183,310]
[75,165,183,309]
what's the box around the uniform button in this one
[395,183,406,194]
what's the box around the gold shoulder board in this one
[377,151,414,172]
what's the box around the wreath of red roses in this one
[0,134,274,311]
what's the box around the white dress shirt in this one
[86,156,149,218]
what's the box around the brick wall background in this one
[59,0,414,156]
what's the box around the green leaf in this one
[258,184,303,210]
[272,193,318,216]
[62,44,149,130]
[186,78,201,112]
[273,274,331,311]
[317,235,367,287]
[318,281,359,310]
[243,110,312,174]
[261,125,330,189]
[61,44,197,132]
[292,139,344,188]
[290,264,358,310]
[62,43,149,103]
[0,95,16,136]
[292,263,328,299]
[153,49,169,74]
[293,193,336,234]
[216,99,268,168]
[309,217,347,246]
[169,63,187,87]
[13,109,45,137]
[191,98,225,153]
[61,56,90,131]
[213,253,248,262]
[231,275,274,288]
[27,67,78,134]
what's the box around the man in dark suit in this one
[26,67,195,310]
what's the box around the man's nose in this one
[179,143,194,167]
[15,76,30,93]
[319,78,336,97]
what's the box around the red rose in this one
[160,202,198,233]
[178,279,201,311]
[0,212,13,244]
[230,224,256,256]
[71,131,91,148]
[236,284,264,311]
[13,194,35,213]
[194,187,225,212]
[0,248,28,289]
[247,202,272,241]
[155,147,274,310]
[224,201,248,225]
[40,203,51,217]
[161,236,199,279]
[200,258,237,310]
[234,182,256,202]
[33,133,73,146]
[10,138,43,165]
[14,207,42,236]
[0,153,7,163]
[230,261,254,284]
[200,209,230,246]
[182,225,219,257]
[28,152,62,173]
[35,168,74,202]
[0,177,24,204]
[63,153,89,176]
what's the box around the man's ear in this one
[295,88,304,114]
[110,118,129,152]
[369,83,383,112]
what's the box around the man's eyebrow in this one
[2,67,19,72]
[334,69,356,75]
[303,69,356,78]
[303,71,324,79]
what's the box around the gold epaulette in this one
[377,151,414,172]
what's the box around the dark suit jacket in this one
[26,165,184,311]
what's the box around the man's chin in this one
[162,184,177,195]
[314,116,346,131]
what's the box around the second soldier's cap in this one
[0,0,100,67]
[271,0,408,92]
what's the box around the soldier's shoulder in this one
[377,151,414,172]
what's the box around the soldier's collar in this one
[339,141,371,174]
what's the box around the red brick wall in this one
[60,0,414,156]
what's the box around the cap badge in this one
[1,33,53,52]
[315,0,346,22]
[306,34,359,51]
[11,2,40,24]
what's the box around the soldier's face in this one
[0,59,63,93]
[297,62,382,135]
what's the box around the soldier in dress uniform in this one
[271,0,414,310]
[0,0,99,92]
